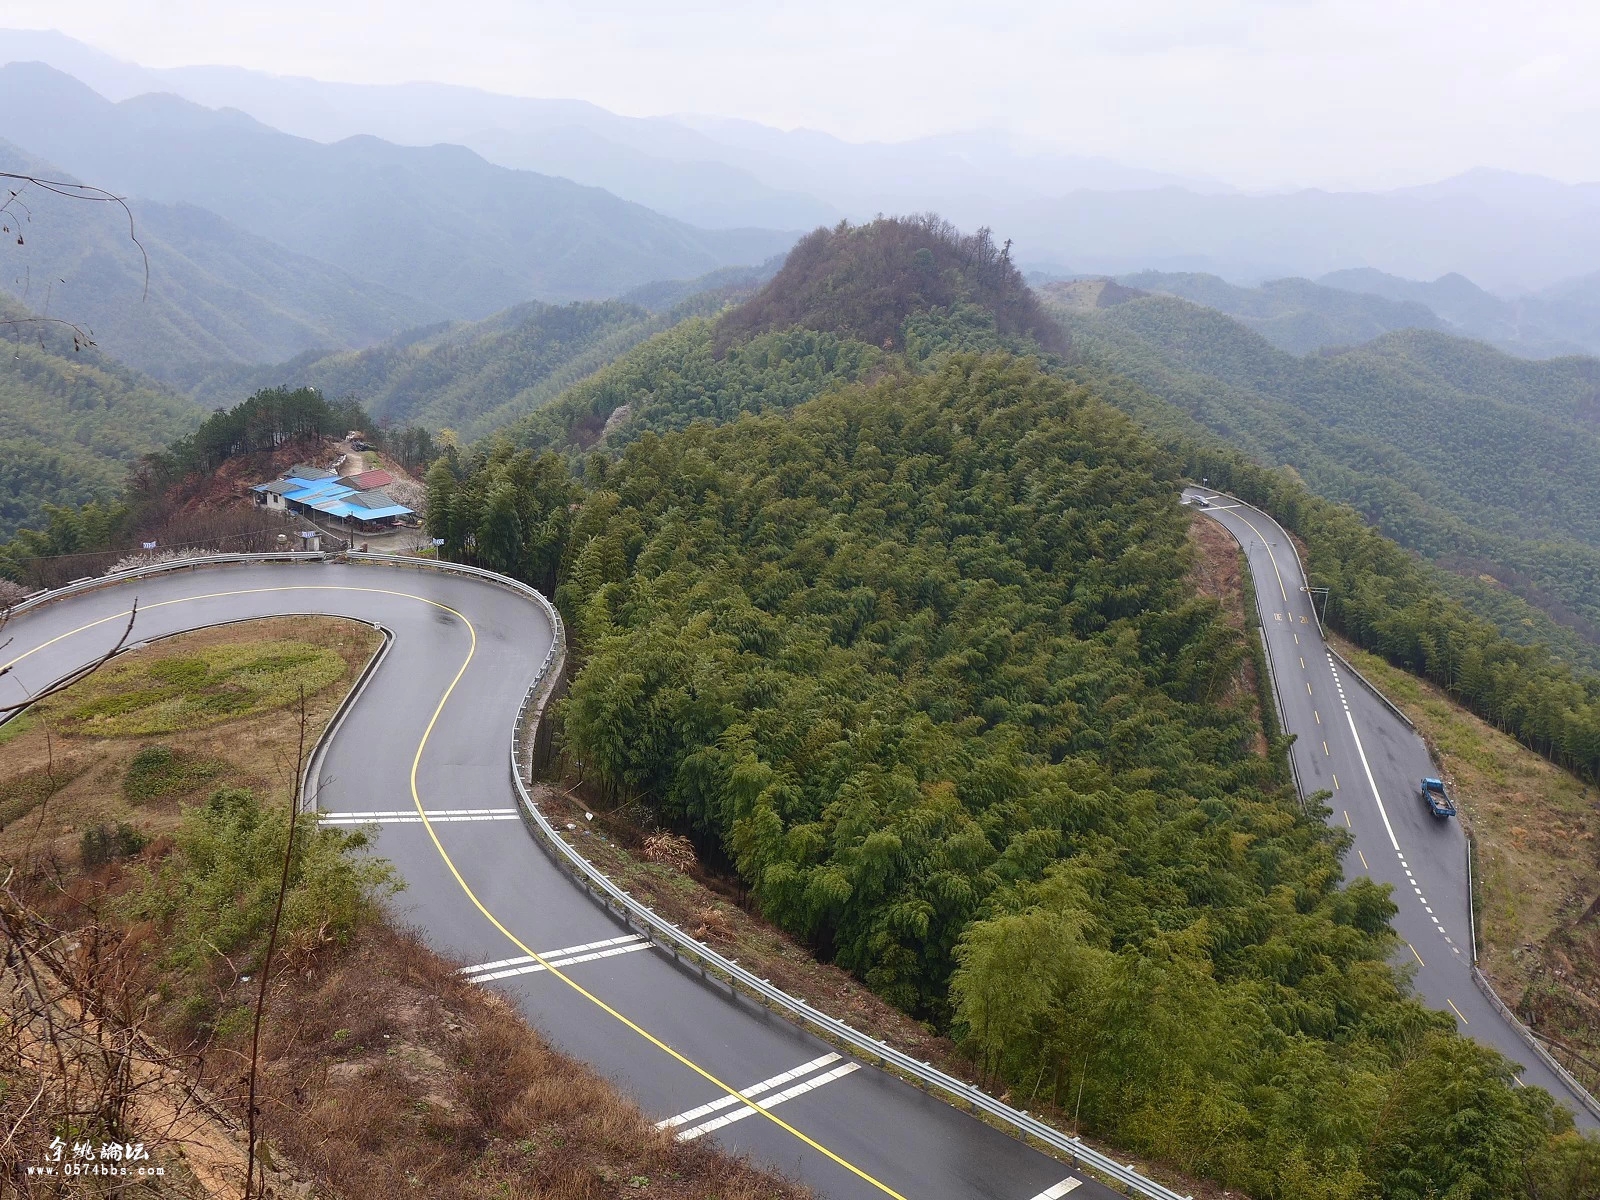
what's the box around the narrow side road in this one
[1189,489,1598,1128]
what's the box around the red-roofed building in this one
[343,468,395,490]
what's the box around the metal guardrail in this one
[499,595,1191,1200]
[13,550,1192,1200]
[1470,966,1600,1124]
[1462,834,1600,1123]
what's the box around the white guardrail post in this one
[12,551,1192,1200]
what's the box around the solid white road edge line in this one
[1029,1180,1083,1200]
[675,1062,862,1141]
[656,1053,843,1130]
[1343,703,1401,851]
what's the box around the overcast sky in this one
[17,1,1600,189]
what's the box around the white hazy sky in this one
[15,0,1600,189]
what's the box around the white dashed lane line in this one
[1325,653,1462,955]
[459,934,652,982]
[656,1052,863,1141]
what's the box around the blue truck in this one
[1420,777,1457,818]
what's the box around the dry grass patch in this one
[242,922,808,1200]
[0,617,382,866]
[1187,514,1268,752]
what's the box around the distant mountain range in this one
[1069,269,1600,359]
[0,61,794,380]
[0,138,441,380]
[7,29,1600,291]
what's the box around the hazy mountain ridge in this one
[1063,268,1600,359]
[11,30,1600,293]
[0,139,441,381]
[1087,272,1449,355]
[0,62,796,324]
[178,300,660,440]
[1318,267,1600,357]
[170,262,778,438]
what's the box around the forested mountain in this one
[488,217,1054,455]
[1319,267,1600,357]
[178,301,659,441]
[1098,271,1449,354]
[413,217,1600,1195]
[717,216,1067,354]
[0,140,439,381]
[174,263,778,439]
[1051,293,1600,667]
[0,62,793,326]
[0,296,201,538]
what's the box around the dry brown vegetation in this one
[1186,514,1267,752]
[0,618,382,866]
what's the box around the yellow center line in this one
[1,585,448,674]
[1446,998,1468,1025]
[1233,512,1290,602]
[1408,942,1425,967]
[11,583,908,1199]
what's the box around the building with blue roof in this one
[252,471,415,530]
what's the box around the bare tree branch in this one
[0,601,139,716]
[1,171,149,300]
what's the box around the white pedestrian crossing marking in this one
[459,934,650,981]
[657,1053,862,1141]
[319,808,519,825]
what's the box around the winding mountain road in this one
[1189,490,1598,1129]
[0,558,1125,1200]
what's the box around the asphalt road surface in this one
[0,559,1120,1200]
[1188,490,1598,1129]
